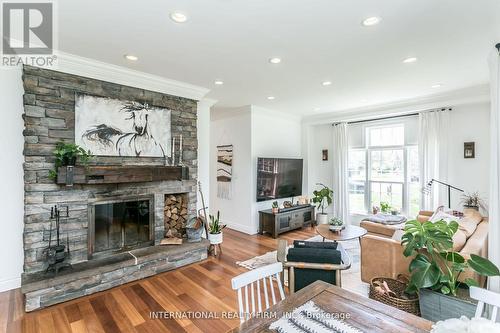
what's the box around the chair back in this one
[231,262,285,323]
[470,286,500,322]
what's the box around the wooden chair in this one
[277,239,352,294]
[470,286,500,322]
[231,262,285,323]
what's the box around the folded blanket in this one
[364,213,407,225]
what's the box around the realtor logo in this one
[1,1,57,67]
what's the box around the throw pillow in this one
[429,210,458,224]
[458,211,482,238]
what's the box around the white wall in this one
[209,106,303,234]
[210,107,253,233]
[197,99,216,212]
[304,124,334,215]
[447,102,490,211]
[251,107,302,233]
[0,68,25,291]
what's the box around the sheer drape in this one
[418,110,450,210]
[332,123,349,223]
[488,46,500,293]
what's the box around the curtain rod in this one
[332,107,452,126]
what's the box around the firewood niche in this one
[164,193,189,240]
[57,165,189,185]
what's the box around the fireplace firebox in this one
[88,196,154,259]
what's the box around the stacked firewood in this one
[163,194,189,240]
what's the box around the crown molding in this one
[302,84,490,125]
[50,51,210,101]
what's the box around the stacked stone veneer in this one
[22,65,199,274]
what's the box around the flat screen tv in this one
[256,158,303,202]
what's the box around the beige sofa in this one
[360,210,489,287]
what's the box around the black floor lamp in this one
[423,179,464,209]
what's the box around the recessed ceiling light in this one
[403,57,418,63]
[314,107,321,111]
[214,80,224,85]
[362,16,381,26]
[267,96,275,100]
[170,11,188,23]
[124,54,138,61]
[431,83,443,88]
[269,57,281,64]
[322,81,332,86]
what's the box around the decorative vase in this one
[419,287,477,322]
[464,206,479,212]
[316,213,328,225]
[208,232,223,245]
[272,207,279,214]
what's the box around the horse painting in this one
[75,94,171,157]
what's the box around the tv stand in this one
[258,205,315,238]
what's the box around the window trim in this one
[348,123,419,216]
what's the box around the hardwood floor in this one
[0,227,317,333]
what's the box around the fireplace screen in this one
[89,197,153,258]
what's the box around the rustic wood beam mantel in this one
[57,165,189,185]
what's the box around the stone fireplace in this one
[20,66,208,311]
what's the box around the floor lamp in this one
[423,179,464,209]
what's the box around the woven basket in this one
[369,276,420,316]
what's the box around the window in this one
[348,124,420,216]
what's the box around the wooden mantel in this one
[57,165,188,185]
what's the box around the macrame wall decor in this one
[216,144,233,199]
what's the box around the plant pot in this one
[208,232,223,245]
[464,206,479,212]
[63,156,77,166]
[419,287,477,322]
[316,213,329,225]
[272,207,279,214]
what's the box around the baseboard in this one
[224,220,257,235]
[0,277,21,292]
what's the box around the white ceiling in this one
[58,0,500,116]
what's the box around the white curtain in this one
[488,46,500,293]
[418,109,450,210]
[332,123,349,223]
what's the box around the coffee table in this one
[316,224,367,243]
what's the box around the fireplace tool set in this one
[43,205,72,274]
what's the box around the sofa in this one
[360,209,489,287]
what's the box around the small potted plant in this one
[208,211,226,245]
[312,183,333,224]
[49,141,93,180]
[328,217,344,232]
[461,192,484,212]
[271,201,279,214]
[380,202,391,214]
[402,219,500,322]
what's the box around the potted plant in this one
[48,141,93,180]
[312,183,333,224]
[271,201,279,214]
[380,202,391,214]
[208,211,226,245]
[402,219,500,322]
[461,192,484,211]
[328,217,344,232]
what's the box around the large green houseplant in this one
[402,219,500,321]
[312,183,333,224]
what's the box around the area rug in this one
[235,235,367,296]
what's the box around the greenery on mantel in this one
[48,141,93,180]
[402,219,500,296]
